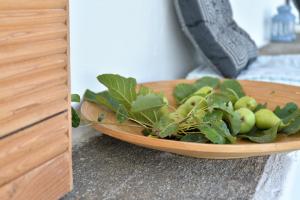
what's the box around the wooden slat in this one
[0,84,68,119]
[0,68,67,99]
[0,0,67,10]
[0,23,67,46]
[0,39,67,65]
[0,98,68,137]
[0,114,69,186]
[0,54,67,80]
[0,9,66,28]
[0,153,71,200]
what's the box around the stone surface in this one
[62,133,268,200]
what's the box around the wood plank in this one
[0,98,68,137]
[0,23,67,46]
[0,54,67,80]
[0,39,67,65]
[0,84,68,119]
[0,9,66,28]
[0,68,67,99]
[0,0,67,10]
[0,153,71,200]
[0,113,69,186]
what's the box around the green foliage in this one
[71,94,80,102]
[180,133,208,143]
[131,94,166,113]
[239,124,279,143]
[72,107,80,128]
[154,116,178,138]
[78,73,300,145]
[220,79,245,98]
[97,74,137,109]
[173,76,220,104]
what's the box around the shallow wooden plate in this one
[81,79,300,159]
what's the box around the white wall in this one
[70,0,299,95]
[70,0,195,95]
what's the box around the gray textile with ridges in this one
[174,0,258,78]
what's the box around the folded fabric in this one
[175,0,258,78]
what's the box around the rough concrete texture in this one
[62,135,268,200]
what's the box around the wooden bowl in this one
[81,79,300,159]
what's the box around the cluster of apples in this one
[235,96,281,133]
[170,85,282,135]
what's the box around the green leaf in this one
[180,133,208,143]
[194,76,220,89]
[224,111,241,136]
[222,88,239,104]
[282,114,300,135]
[206,93,231,107]
[274,103,298,120]
[131,94,165,113]
[138,85,153,96]
[71,94,80,103]
[220,79,245,98]
[199,124,226,144]
[212,120,237,144]
[239,124,279,143]
[154,116,178,138]
[84,89,120,112]
[116,104,128,123]
[254,103,267,112]
[203,111,236,143]
[203,110,223,122]
[97,74,137,109]
[173,83,196,104]
[72,107,80,128]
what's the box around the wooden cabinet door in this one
[0,1,72,199]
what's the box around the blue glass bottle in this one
[271,4,296,42]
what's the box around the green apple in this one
[236,108,255,134]
[234,96,257,111]
[184,96,207,112]
[255,109,281,129]
[193,86,213,96]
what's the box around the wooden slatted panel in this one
[0,153,71,200]
[0,9,66,28]
[0,24,67,46]
[0,113,69,186]
[0,0,67,10]
[0,54,67,80]
[0,39,67,65]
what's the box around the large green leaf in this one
[282,114,300,135]
[180,133,208,143]
[97,74,137,109]
[173,83,196,104]
[220,79,245,98]
[199,124,226,144]
[138,85,153,96]
[239,124,279,143]
[84,89,119,112]
[194,76,220,89]
[206,93,231,107]
[154,116,178,138]
[131,94,165,113]
[274,102,298,119]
